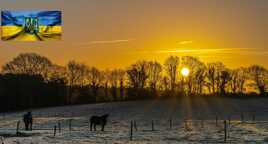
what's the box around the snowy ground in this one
[1,97,268,143]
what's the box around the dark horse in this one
[23,111,33,131]
[90,114,109,131]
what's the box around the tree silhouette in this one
[107,69,126,101]
[164,56,179,93]
[230,68,247,94]
[127,61,148,99]
[66,60,89,104]
[117,69,126,100]
[219,70,231,95]
[147,61,162,95]
[206,62,225,94]
[2,53,52,80]
[181,56,205,95]
[1,52,268,112]
[206,63,217,94]
[127,61,148,89]
[248,65,268,95]
[88,67,103,101]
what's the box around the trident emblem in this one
[24,17,39,34]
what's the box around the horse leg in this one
[90,122,92,131]
[94,124,96,131]
[24,123,28,130]
[101,124,104,131]
[25,123,29,131]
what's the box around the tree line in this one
[0,53,267,112]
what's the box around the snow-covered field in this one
[1,97,268,144]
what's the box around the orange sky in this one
[0,0,267,69]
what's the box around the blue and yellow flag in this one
[1,10,61,41]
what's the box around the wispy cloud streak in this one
[177,40,193,45]
[155,48,254,54]
[86,39,134,45]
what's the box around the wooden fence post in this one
[224,120,227,142]
[16,121,20,136]
[216,115,218,126]
[130,121,133,141]
[151,120,154,131]
[54,125,57,137]
[169,119,172,129]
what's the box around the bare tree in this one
[106,69,124,101]
[66,60,89,104]
[195,66,207,95]
[160,76,169,92]
[206,62,225,94]
[102,70,110,100]
[127,61,148,99]
[147,61,162,94]
[248,65,268,95]
[88,67,104,101]
[206,63,216,93]
[66,61,89,86]
[127,61,148,89]
[118,69,126,100]
[230,68,247,94]
[164,56,180,92]
[237,68,248,93]
[2,53,52,79]
[181,56,206,95]
[48,64,67,83]
[219,70,231,95]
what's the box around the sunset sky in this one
[0,0,267,69]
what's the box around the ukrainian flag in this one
[1,10,61,41]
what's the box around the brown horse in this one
[90,114,109,131]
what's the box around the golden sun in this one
[181,67,190,77]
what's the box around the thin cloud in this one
[177,40,193,45]
[156,48,254,53]
[156,48,232,53]
[87,39,134,45]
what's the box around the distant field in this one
[1,97,268,143]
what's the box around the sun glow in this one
[181,67,190,77]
